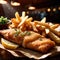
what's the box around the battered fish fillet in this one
[23,38,55,53]
[0,29,23,45]
[0,29,55,53]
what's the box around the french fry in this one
[18,16,28,27]
[30,22,38,32]
[51,24,59,29]
[36,21,60,36]
[21,11,26,20]
[34,21,49,28]
[34,21,60,36]
[36,25,45,31]
[22,11,26,18]
[25,17,33,28]
[49,27,60,37]
[45,29,50,34]
[26,17,33,22]
[11,18,19,27]
[9,23,15,28]
[55,26,60,32]
[15,12,21,23]
[49,22,54,26]
[41,17,46,23]
[48,31,60,44]
[11,18,18,24]
[20,24,26,31]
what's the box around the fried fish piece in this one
[0,29,41,45]
[0,29,23,45]
[24,38,55,53]
[0,29,55,53]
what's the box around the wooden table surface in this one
[0,54,60,60]
[0,47,60,60]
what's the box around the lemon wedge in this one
[1,38,19,49]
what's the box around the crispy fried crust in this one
[25,38,55,53]
[0,29,55,53]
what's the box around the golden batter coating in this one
[0,29,55,53]
[25,38,55,53]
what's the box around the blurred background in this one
[0,0,60,23]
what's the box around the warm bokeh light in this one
[27,11,29,14]
[58,7,60,10]
[11,1,20,6]
[47,8,51,12]
[53,8,56,12]
[28,6,36,10]
[0,0,7,4]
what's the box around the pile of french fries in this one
[9,11,60,45]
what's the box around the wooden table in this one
[0,47,60,60]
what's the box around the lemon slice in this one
[1,38,19,49]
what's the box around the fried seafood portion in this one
[24,38,55,53]
[0,29,23,45]
[0,29,55,53]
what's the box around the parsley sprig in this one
[0,16,8,24]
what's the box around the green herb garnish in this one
[20,31,31,37]
[14,30,31,37]
[24,31,31,36]
[0,16,8,24]
[20,32,25,37]
[39,38,42,41]
[14,30,20,37]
